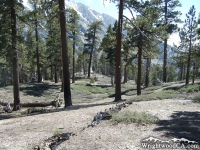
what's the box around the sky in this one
[69,0,200,45]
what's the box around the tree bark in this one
[11,2,20,111]
[162,0,168,83]
[163,38,167,83]
[180,64,183,81]
[114,0,123,102]
[59,0,72,106]
[186,38,192,85]
[145,58,151,87]
[137,30,143,95]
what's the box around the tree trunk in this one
[186,35,192,85]
[83,54,86,75]
[114,0,123,102]
[72,31,76,83]
[137,30,143,95]
[54,65,58,83]
[88,27,96,78]
[192,61,195,84]
[145,58,151,87]
[110,64,114,87]
[162,0,168,83]
[50,65,53,80]
[59,0,72,107]
[34,4,41,83]
[163,39,167,83]
[60,49,64,92]
[11,2,20,111]
[123,64,127,83]
[180,64,183,81]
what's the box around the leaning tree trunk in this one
[59,0,72,106]
[11,2,20,111]
[114,0,123,102]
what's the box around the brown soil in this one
[0,95,200,150]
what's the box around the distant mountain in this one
[22,0,116,47]
[65,1,116,43]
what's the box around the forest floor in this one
[0,76,200,150]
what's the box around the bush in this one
[130,90,181,102]
[178,84,200,93]
[111,111,159,124]
[53,129,63,136]
[90,77,95,83]
[193,93,200,103]
[21,108,47,115]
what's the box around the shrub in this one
[111,111,159,124]
[193,93,200,103]
[21,108,47,115]
[178,84,200,93]
[53,129,63,135]
[90,77,95,83]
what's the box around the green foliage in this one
[89,77,95,83]
[100,21,117,65]
[21,107,47,115]
[193,93,200,103]
[111,111,158,124]
[178,84,200,93]
[130,90,182,102]
[166,64,177,82]
[151,64,163,86]
[53,129,63,136]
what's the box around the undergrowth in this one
[111,111,158,124]
[21,108,47,115]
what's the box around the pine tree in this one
[27,0,46,83]
[11,0,21,110]
[67,8,81,83]
[159,0,181,83]
[0,0,24,110]
[100,22,118,86]
[84,21,103,78]
[179,5,198,85]
[123,0,163,95]
[196,14,200,35]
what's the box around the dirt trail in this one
[0,97,200,150]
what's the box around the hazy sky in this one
[69,0,200,19]
[70,0,200,45]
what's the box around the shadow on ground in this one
[154,111,200,143]
[0,99,120,120]
[20,83,60,97]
